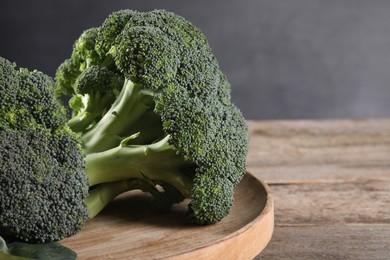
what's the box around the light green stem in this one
[81,79,154,153]
[85,136,193,197]
[84,181,135,218]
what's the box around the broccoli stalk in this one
[86,135,194,196]
[80,79,158,153]
[85,180,151,219]
[74,77,195,204]
[67,92,114,133]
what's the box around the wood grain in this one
[247,119,390,259]
[247,119,390,183]
[256,225,390,259]
[61,173,274,259]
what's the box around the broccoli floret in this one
[56,9,249,225]
[0,57,147,243]
[0,126,88,243]
[55,58,80,95]
[0,58,67,131]
[71,27,103,72]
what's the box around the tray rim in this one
[163,172,275,260]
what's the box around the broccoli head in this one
[56,9,249,225]
[0,126,88,243]
[0,57,143,243]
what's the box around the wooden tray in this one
[61,173,274,259]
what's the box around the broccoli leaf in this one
[0,236,76,260]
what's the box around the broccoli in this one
[0,57,142,243]
[1,9,248,243]
[56,9,249,225]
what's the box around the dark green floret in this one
[0,126,88,243]
[56,9,249,225]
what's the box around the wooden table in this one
[247,120,390,259]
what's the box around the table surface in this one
[247,119,390,259]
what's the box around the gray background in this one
[1,0,390,120]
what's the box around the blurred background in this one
[1,0,390,120]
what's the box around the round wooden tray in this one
[61,173,274,259]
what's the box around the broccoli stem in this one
[67,110,97,133]
[81,79,156,153]
[84,178,185,219]
[85,135,194,198]
[84,181,135,218]
[68,92,118,133]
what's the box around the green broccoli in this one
[56,9,249,225]
[1,9,248,243]
[0,57,143,243]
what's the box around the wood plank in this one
[248,119,390,136]
[256,224,390,260]
[247,120,390,183]
[269,180,390,225]
[248,164,390,184]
